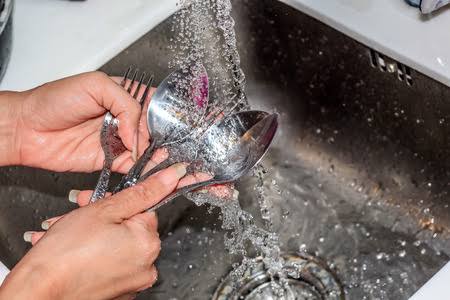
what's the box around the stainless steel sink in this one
[1,0,449,299]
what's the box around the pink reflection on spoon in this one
[191,64,209,109]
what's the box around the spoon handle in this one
[90,159,113,203]
[147,179,216,212]
[114,140,156,194]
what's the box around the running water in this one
[169,0,288,292]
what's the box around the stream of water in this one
[169,0,292,296]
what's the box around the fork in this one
[89,68,153,203]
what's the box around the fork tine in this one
[127,69,139,94]
[139,75,154,106]
[133,72,146,100]
[120,66,132,88]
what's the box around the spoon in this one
[138,108,269,181]
[144,110,279,212]
[114,63,209,192]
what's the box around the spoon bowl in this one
[198,110,277,182]
[148,63,209,143]
[146,110,279,212]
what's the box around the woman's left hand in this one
[9,71,151,173]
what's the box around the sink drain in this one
[212,253,344,300]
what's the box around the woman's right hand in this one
[0,163,187,300]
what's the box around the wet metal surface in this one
[0,0,449,299]
[212,254,344,300]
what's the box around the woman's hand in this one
[0,163,187,300]
[3,71,151,173]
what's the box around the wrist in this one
[0,91,25,166]
[0,263,60,300]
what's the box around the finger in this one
[137,87,154,146]
[131,211,158,231]
[83,72,141,152]
[112,147,168,175]
[23,231,45,246]
[111,151,136,174]
[110,76,155,109]
[112,294,137,300]
[111,75,154,156]
[178,172,212,187]
[41,216,63,230]
[69,189,111,207]
[207,184,235,199]
[178,173,234,198]
[137,266,158,292]
[141,148,169,174]
[98,163,187,221]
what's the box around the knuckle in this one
[124,185,147,204]
[89,71,108,82]
[95,199,117,217]
[148,214,158,229]
[152,267,159,282]
[142,178,167,197]
[142,233,161,260]
[133,183,161,203]
[80,71,111,93]
[151,236,162,256]
[137,267,158,291]
[148,267,158,285]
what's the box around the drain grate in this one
[369,49,413,86]
[212,254,344,300]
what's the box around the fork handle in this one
[90,159,113,203]
[113,140,157,194]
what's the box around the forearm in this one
[0,91,24,166]
[0,263,59,300]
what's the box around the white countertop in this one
[281,0,450,88]
[4,0,450,91]
[0,0,178,91]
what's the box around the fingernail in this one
[41,221,50,230]
[23,231,33,243]
[132,131,138,162]
[69,190,80,203]
[172,163,187,179]
[155,163,187,185]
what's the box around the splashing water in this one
[169,0,288,293]
[171,0,249,114]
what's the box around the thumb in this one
[100,163,187,221]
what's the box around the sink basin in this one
[0,0,449,298]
